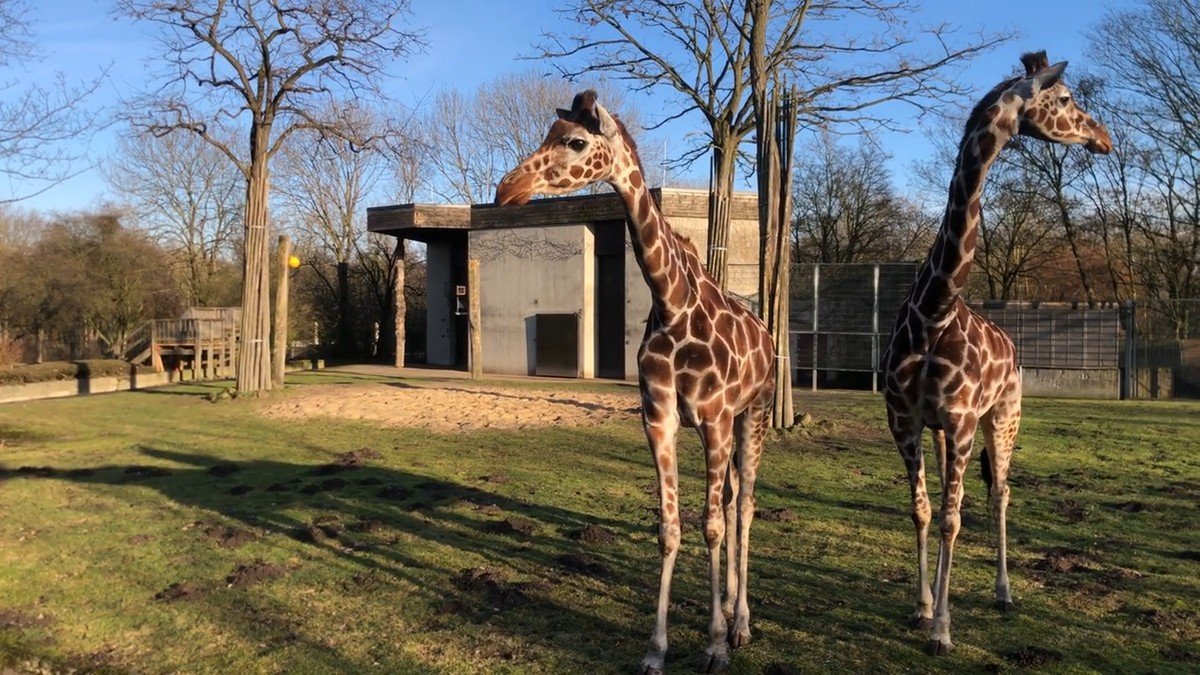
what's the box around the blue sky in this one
[6,0,1133,212]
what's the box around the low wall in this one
[1021,367,1120,399]
[0,371,173,405]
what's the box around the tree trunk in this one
[393,239,406,368]
[336,260,352,357]
[272,234,291,387]
[706,140,738,290]
[236,125,273,393]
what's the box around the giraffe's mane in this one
[966,75,1021,131]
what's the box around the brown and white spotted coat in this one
[880,52,1112,655]
[496,91,775,674]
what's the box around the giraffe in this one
[880,51,1112,655]
[495,91,776,674]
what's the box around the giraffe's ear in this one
[594,102,619,139]
[1035,61,1067,90]
[556,108,571,120]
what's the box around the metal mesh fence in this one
[1129,299,1200,399]
[973,302,1123,369]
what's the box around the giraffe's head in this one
[1003,51,1112,154]
[495,90,628,206]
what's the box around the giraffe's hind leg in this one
[722,451,740,623]
[695,411,735,673]
[728,398,768,649]
[982,381,1020,612]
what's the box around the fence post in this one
[1121,300,1136,400]
[811,263,819,392]
[872,263,880,393]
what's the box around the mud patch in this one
[487,516,538,536]
[313,447,382,475]
[155,582,206,602]
[228,484,254,496]
[344,568,384,593]
[480,472,509,484]
[208,462,240,477]
[203,524,257,549]
[0,608,52,630]
[356,476,384,486]
[759,507,798,522]
[557,553,609,578]
[1054,499,1089,523]
[1110,500,1146,513]
[226,560,287,587]
[1031,547,1094,575]
[1002,645,1063,668]
[348,519,387,534]
[452,566,540,609]
[376,484,411,501]
[571,524,616,545]
[127,533,155,545]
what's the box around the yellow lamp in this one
[288,255,301,269]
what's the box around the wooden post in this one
[272,235,292,388]
[394,238,406,368]
[468,259,482,379]
[191,319,200,381]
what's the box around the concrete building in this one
[367,188,761,380]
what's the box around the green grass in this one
[0,373,1197,673]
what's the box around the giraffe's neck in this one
[908,103,1016,326]
[608,144,695,321]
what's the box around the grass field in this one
[1,371,1197,673]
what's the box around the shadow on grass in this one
[3,446,655,671]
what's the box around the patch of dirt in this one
[759,507,798,522]
[203,524,256,549]
[313,448,382,475]
[319,477,348,491]
[557,553,609,578]
[228,484,254,496]
[259,382,640,432]
[64,644,120,672]
[1054,499,1089,523]
[1031,547,1094,575]
[208,462,240,477]
[476,503,503,516]
[452,566,541,609]
[267,482,293,492]
[480,473,508,484]
[154,582,206,602]
[763,663,802,675]
[1002,646,1063,668]
[348,519,387,533]
[127,533,155,545]
[226,560,287,587]
[356,476,384,486]
[0,608,52,630]
[571,524,616,545]
[344,568,383,593]
[1111,500,1147,513]
[376,485,411,501]
[487,516,538,536]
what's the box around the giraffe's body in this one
[496,91,774,673]
[881,52,1112,654]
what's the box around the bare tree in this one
[276,104,388,355]
[105,132,243,306]
[0,0,104,203]
[539,0,1009,287]
[792,132,924,263]
[116,0,423,392]
[424,71,647,204]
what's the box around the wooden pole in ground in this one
[394,238,406,368]
[468,259,482,379]
[272,234,292,388]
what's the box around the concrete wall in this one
[471,225,588,376]
[425,241,456,366]
[0,371,173,404]
[1020,367,1120,399]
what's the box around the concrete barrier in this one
[0,371,173,405]
[1021,367,1119,399]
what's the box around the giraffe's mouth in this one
[495,171,536,206]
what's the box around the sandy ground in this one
[259,382,642,432]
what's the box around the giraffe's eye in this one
[567,138,587,152]
[1058,95,1071,106]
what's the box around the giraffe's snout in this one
[495,170,536,206]
[1085,124,1113,155]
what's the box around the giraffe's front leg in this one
[695,412,734,673]
[721,458,740,623]
[639,402,681,675]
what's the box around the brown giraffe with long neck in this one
[496,91,775,674]
[881,51,1112,655]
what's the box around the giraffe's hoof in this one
[908,615,934,630]
[728,627,752,649]
[638,659,665,675]
[694,651,731,673]
[926,639,954,656]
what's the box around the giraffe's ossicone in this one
[496,90,776,674]
[880,51,1112,656]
